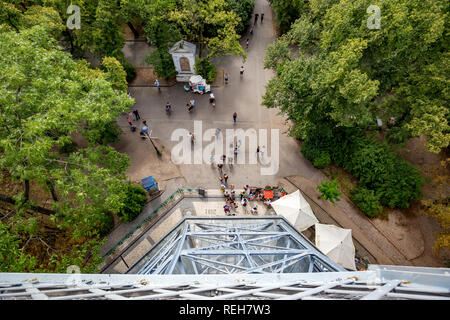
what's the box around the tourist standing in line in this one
[223,174,229,184]
[261,13,264,22]
[233,112,237,123]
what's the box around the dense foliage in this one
[265,0,447,214]
[0,15,136,271]
[226,0,255,35]
[264,0,449,153]
[268,0,308,34]
[302,129,424,209]
[350,187,383,218]
[194,58,217,83]
[118,184,148,222]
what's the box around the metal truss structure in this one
[127,217,345,275]
[1,266,449,300]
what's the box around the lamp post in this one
[141,125,161,155]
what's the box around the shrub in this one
[96,121,123,145]
[317,179,342,204]
[351,187,383,218]
[301,140,322,162]
[313,152,331,168]
[386,126,411,146]
[145,47,177,79]
[302,127,423,210]
[97,212,115,236]
[118,184,147,222]
[118,58,136,83]
[194,58,216,83]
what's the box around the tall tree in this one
[169,0,245,59]
[0,24,133,241]
[265,0,449,153]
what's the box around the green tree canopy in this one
[0,24,135,271]
[265,0,449,153]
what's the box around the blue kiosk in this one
[141,176,159,195]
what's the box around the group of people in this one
[254,13,264,24]
[246,13,264,49]
[221,183,259,216]
[126,92,142,132]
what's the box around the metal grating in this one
[127,217,344,274]
[1,268,449,300]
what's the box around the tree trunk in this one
[46,180,58,202]
[65,30,74,54]
[127,22,139,39]
[24,180,30,201]
[7,17,20,32]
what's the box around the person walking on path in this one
[240,66,244,77]
[155,79,160,92]
[233,112,237,123]
[256,145,260,155]
[234,147,239,157]
[223,174,228,184]
[246,38,249,49]
[222,154,227,163]
[254,13,259,24]
[261,13,264,23]
[215,128,221,137]
[133,109,141,120]
[261,146,266,157]
[224,72,229,84]
[128,111,134,122]
[250,26,254,35]
[166,101,172,115]
[127,116,132,126]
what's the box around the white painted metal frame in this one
[128,217,344,275]
[1,268,449,300]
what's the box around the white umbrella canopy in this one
[271,190,318,231]
[314,223,356,270]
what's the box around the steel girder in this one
[134,218,342,275]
